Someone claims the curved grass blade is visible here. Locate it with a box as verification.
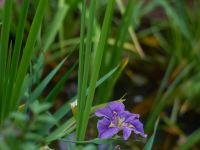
[145,63,193,132]
[45,61,78,103]
[144,118,160,150]
[59,138,120,145]
[25,57,67,109]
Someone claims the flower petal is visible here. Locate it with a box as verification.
[129,119,147,138]
[119,111,139,122]
[97,118,119,139]
[107,102,125,113]
[97,118,110,132]
[99,127,119,139]
[95,107,113,119]
[123,127,132,140]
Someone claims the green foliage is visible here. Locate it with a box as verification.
[0,0,48,123]
[76,0,115,141]
[96,0,135,103]
[0,0,200,149]
[0,102,54,150]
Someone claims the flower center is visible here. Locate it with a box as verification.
[109,116,125,129]
[108,116,135,130]
[116,117,125,128]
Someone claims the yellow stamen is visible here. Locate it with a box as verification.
[109,122,115,128]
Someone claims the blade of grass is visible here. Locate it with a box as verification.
[152,56,175,107]
[117,0,145,58]
[145,63,193,132]
[0,0,12,79]
[25,57,67,110]
[76,0,86,140]
[59,138,120,145]
[158,0,192,44]
[78,0,115,140]
[9,0,48,114]
[1,0,30,122]
[144,118,160,150]
[76,0,96,139]
[10,0,30,84]
[97,0,134,102]
[41,3,68,52]
[46,117,76,142]
[0,0,13,122]
[45,61,78,103]
[1,43,13,121]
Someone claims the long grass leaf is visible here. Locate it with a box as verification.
[79,0,115,140]
[144,118,160,150]
[10,0,30,84]
[41,4,68,52]
[145,63,193,131]
[9,0,48,114]
[45,61,77,103]
[97,0,134,102]
[76,0,96,140]
[0,0,13,122]
[25,57,67,109]
[76,0,86,139]
[1,0,30,122]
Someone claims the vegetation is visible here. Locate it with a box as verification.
[0,0,200,149]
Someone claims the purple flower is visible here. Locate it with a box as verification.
[95,102,147,140]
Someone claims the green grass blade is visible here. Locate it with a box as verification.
[152,57,175,108]
[76,0,96,140]
[0,0,12,78]
[41,4,68,52]
[97,0,134,102]
[0,0,13,122]
[158,0,192,44]
[79,0,115,140]
[10,0,30,84]
[25,58,67,109]
[59,138,118,145]
[46,117,76,142]
[45,61,77,103]
[145,63,193,132]
[144,118,160,150]
[76,0,86,140]
[9,0,48,114]
[1,0,30,122]
[1,43,13,121]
